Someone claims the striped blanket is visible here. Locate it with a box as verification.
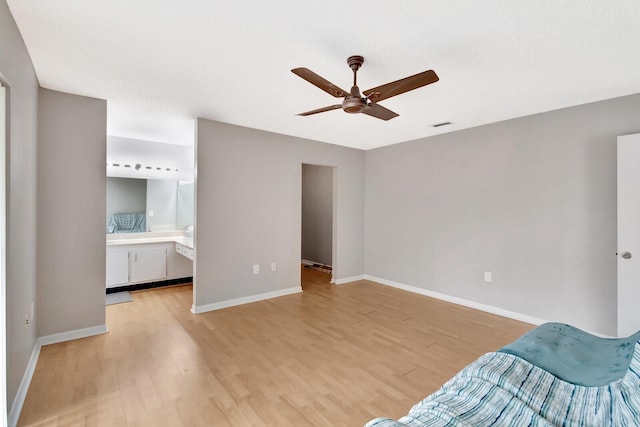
[366,328,640,426]
[107,212,146,234]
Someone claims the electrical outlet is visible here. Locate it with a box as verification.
[253,264,259,274]
[271,262,276,271]
[24,314,29,326]
[484,272,492,282]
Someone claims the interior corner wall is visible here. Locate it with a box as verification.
[37,88,106,337]
[194,119,364,308]
[301,164,333,266]
[365,93,640,336]
[1,0,39,410]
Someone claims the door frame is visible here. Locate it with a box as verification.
[1,74,9,427]
[301,163,337,283]
[617,133,640,337]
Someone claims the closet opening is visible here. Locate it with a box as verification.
[301,163,336,288]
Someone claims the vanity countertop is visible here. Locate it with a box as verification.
[107,235,191,247]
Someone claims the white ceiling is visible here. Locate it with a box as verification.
[7,0,640,150]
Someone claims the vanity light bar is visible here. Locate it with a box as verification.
[108,163,179,173]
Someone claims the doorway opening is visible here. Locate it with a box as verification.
[301,164,336,289]
[105,134,196,310]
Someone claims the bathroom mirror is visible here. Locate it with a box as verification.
[177,180,194,228]
[106,177,194,234]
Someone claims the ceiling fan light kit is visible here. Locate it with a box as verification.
[291,55,439,121]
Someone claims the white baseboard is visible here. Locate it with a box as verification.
[8,324,108,427]
[8,339,40,427]
[37,324,108,347]
[301,259,332,267]
[363,275,549,326]
[334,275,366,285]
[191,286,302,314]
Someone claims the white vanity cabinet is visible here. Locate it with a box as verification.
[175,240,194,260]
[107,245,168,288]
[129,246,167,283]
[106,240,191,289]
[106,247,130,287]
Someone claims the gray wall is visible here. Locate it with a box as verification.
[37,88,106,337]
[1,0,39,410]
[365,93,640,336]
[195,119,364,308]
[301,164,333,266]
[106,177,146,230]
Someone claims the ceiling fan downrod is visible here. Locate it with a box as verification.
[344,55,366,113]
[347,55,364,87]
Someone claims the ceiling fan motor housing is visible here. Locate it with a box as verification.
[342,95,366,113]
[343,81,366,113]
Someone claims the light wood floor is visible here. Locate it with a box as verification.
[19,268,533,426]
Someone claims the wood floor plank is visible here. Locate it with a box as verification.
[18,267,533,426]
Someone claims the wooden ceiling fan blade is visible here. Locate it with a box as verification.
[362,102,399,121]
[297,105,343,116]
[291,68,350,98]
[363,69,439,102]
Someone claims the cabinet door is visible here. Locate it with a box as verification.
[106,247,129,288]
[130,246,167,283]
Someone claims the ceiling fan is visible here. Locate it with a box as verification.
[291,55,439,121]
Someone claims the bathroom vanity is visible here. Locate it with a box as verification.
[106,233,193,289]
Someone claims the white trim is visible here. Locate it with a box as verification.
[7,341,39,427]
[191,286,302,314]
[8,324,107,426]
[37,324,108,347]
[1,82,7,427]
[334,275,366,285]
[363,275,549,326]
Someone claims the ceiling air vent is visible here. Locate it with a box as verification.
[432,121,451,128]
